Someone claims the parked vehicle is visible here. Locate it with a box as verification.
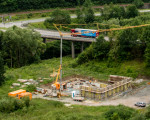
[135,102,146,107]
[71,28,99,38]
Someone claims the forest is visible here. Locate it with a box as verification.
[0,0,149,12]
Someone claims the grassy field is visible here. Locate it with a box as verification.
[3,56,147,86]
[0,98,112,120]
[1,56,150,96]
[0,56,149,120]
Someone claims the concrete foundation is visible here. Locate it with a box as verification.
[80,75,132,101]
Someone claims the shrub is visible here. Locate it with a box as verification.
[23,97,30,108]
[130,113,145,120]
[105,105,135,120]
[49,8,71,24]
[14,98,24,110]
[27,13,33,18]
[0,98,15,113]
[41,14,46,17]
[0,52,5,86]
[0,97,27,113]
[76,35,110,65]
[126,5,139,18]
[145,106,150,119]
[26,84,36,92]
[53,101,64,108]
[133,0,144,8]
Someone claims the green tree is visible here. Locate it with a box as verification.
[84,7,95,23]
[0,31,3,50]
[140,26,150,67]
[109,29,138,61]
[0,52,5,86]
[93,35,110,59]
[101,4,126,20]
[145,43,150,67]
[2,26,46,68]
[76,35,110,64]
[126,5,139,18]
[145,106,150,119]
[83,0,93,8]
[133,0,144,8]
[76,7,85,24]
[83,0,95,23]
[49,8,71,24]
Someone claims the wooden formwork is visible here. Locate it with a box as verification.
[80,77,132,101]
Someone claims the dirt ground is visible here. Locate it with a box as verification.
[33,84,150,109]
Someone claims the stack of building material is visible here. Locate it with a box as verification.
[109,75,131,83]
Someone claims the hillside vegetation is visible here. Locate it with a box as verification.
[0,0,148,13]
[0,56,150,119]
[2,56,150,94]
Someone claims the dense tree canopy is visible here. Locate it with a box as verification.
[50,9,71,24]
[126,5,139,18]
[133,0,144,8]
[101,4,139,20]
[2,26,46,68]
[0,0,149,13]
[44,9,71,28]
[0,52,5,86]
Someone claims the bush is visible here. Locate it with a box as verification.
[130,113,145,120]
[0,98,15,113]
[0,97,27,113]
[76,35,110,65]
[23,97,30,108]
[133,0,144,8]
[27,13,33,18]
[126,5,139,18]
[145,106,150,119]
[0,52,5,86]
[105,105,135,120]
[14,98,24,110]
[53,101,64,108]
[101,4,126,20]
[48,8,71,24]
[26,84,36,92]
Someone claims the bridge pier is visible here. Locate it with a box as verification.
[81,42,84,52]
[43,38,46,43]
[71,41,75,58]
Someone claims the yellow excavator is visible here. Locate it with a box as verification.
[51,65,61,98]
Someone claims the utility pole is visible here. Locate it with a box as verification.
[60,34,63,91]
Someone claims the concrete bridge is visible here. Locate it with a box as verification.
[42,35,95,58]
[36,29,98,58]
[38,29,109,58]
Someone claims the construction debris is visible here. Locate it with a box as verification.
[17,79,28,83]
[134,79,143,84]
[24,82,32,85]
[50,72,57,77]
[12,83,21,87]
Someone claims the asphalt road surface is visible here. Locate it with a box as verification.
[0,9,149,28]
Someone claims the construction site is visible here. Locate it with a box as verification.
[33,72,133,102]
[8,23,150,107]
